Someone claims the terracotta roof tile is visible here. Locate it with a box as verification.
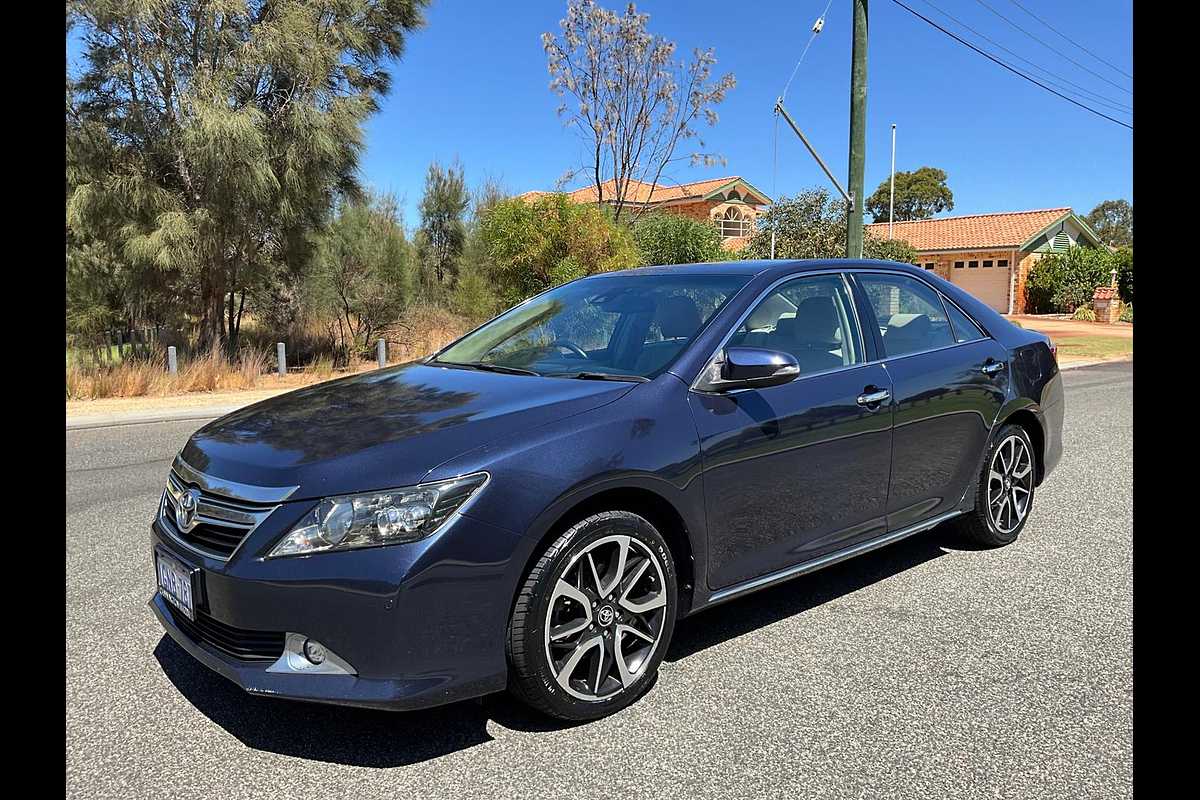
[521,176,769,206]
[865,208,1071,251]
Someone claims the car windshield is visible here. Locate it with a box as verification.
[434,273,749,379]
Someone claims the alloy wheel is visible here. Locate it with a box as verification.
[987,434,1034,534]
[543,534,669,701]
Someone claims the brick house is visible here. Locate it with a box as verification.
[865,207,1105,314]
[518,176,772,252]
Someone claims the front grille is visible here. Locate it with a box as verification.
[171,608,285,662]
[160,471,277,559]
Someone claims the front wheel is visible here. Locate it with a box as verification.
[955,423,1037,547]
[506,511,677,721]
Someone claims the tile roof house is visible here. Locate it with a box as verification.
[518,176,772,252]
[866,208,1105,313]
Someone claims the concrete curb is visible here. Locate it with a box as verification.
[67,404,245,431]
[1058,356,1133,371]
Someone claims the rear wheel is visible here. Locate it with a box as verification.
[955,423,1037,547]
[507,511,677,721]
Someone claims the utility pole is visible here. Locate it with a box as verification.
[889,123,896,238]
[847,0,868,259]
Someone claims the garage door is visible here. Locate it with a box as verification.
[951,264,1010,312]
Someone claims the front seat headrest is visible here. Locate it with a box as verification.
[656,295,702,339]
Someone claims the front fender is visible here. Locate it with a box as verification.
[427,376,708,617]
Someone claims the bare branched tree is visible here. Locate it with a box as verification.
[542,1,736,222]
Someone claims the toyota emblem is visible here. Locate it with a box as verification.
[176,488,201,531]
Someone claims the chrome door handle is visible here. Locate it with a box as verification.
[981,360,1006,375]
[856,389,891,406]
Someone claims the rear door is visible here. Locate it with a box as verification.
[852,271,1009,530]
[690,272,894,590]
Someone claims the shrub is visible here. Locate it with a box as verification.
[863,235,918,264]
[633,213,726,266]
[1072,305,1097,322]
[479,194,639,307]
[1025,246,1112,314]
[450,264,501,324]
[1119,304,1133,323]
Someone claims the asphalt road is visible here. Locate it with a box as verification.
[66,361,1132,799]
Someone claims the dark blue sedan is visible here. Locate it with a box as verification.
[150,259,1063,721]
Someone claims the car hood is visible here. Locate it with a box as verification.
[179,363,635,500]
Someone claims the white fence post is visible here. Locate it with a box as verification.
[277,342,287,376]
[167,346,178,375]
[377,339,386,368]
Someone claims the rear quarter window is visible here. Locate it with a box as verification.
[942,296,986,343]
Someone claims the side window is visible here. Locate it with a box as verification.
[858,273,955,357]
[728,274,862,375]
[943,296,986,343]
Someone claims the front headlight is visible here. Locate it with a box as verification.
[267,472,488,558]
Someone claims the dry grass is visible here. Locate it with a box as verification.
[65,308,471,402]
[389,303,470,363]
[67,347,287,400]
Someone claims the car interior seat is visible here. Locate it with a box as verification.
[772,296,844,373]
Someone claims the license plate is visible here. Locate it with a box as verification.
[156,549,196,621]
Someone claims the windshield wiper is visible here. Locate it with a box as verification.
[551,371,650,383]
[433,360,540,376]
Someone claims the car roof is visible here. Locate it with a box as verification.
[601,259,926,280]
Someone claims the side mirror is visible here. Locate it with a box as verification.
[696,347,800,392]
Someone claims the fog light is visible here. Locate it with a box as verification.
[303,638,327,665]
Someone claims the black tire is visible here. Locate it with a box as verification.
[506,511,677,721]
[955,423,1037,547]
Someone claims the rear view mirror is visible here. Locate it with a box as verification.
[695,347,800,392]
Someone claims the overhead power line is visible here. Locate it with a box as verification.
[771,0,837,258]
[889,0,1132,131]
[973,0,1131,95]
[779,0,835,105]
[1006,0,1132,80]
[915,0,1130,115]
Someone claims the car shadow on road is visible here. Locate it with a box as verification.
[154,523,965,769]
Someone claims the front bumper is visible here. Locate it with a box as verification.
[150,508,523,712]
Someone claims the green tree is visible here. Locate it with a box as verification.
[865,167,954,222]
[633,213,726,266]
[66,0,428,356]
[740,189,917,263]
[1085,199,1133,248]
[452,175,510,323]
[479,194,639,307]
[416,160,470,291]
[307,193,414,364]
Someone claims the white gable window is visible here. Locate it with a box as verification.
[715,207,752,238]
[1052,230,1071,251]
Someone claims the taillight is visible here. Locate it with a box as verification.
[1049,340,1058,363]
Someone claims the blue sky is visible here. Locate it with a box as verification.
[70,0,1134,230]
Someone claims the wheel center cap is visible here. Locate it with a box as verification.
[597,605,615,627]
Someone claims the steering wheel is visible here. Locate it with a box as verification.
[549,340,589,359]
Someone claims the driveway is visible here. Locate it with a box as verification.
[66,361,1132,799]
[1006,315,1133,340]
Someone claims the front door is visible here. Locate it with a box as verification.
[854,272,1009,530]
[690,273,895,590]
